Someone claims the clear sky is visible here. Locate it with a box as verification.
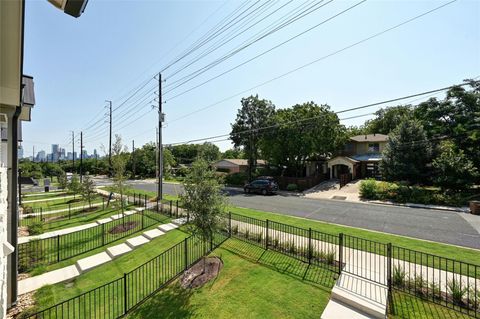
[22,0,480,157]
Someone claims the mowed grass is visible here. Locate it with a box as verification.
[23,194,103,210]
[128,237,335,319]
[121,187,480,267]
[389,291,475,319]
[31,229,190,315]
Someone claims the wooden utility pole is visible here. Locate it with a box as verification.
[106,100,112,174]
[158,73,163,201]
[80,131,83,182]
[132,140,135,179]
[71,131,75,172]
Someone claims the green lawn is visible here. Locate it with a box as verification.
[19,209,169,273]
[22,194,103,210]
[128,237,336,319]
[28,229,190,317]
[107,187,480,267]
[389,291,475,319]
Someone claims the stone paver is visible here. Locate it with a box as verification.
[171,217,188,226]
[75,252,112,272]
[96,217,113,225]
[158,223,178,232]
[124,210,137,216]
[110,213,125,220]
[321,299,373,319]
[106,243,132,258]
[143,229,165,240]
[126,235,150,248]
[18,265,80,295]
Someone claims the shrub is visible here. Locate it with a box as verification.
[287,241,297,254]
[245,229,250,239]
[28,221,44,235]
[447,279,468,305]
[392,265,406,287]
[225,172,248,186]
[318,250,336,265]
[273,238,280,249]
[407,274,427,296]
[359,179,378,199]
[429,282,441,300]
[232,225,239,235]
[286,183,298,191]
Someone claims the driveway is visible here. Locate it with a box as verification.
[129,181,480,250]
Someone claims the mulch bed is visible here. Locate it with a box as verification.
[180,256,223,289]
[66,198,82,204]
[18,226,29,237]
[6,291,35,319]
[108,221,138,234]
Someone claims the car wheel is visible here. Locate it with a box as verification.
[244,188,250,194]
[262,189,267,196]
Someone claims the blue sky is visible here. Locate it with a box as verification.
[22,0,480,157]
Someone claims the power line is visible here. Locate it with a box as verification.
[165,0,458,123]
[165,81,469,146]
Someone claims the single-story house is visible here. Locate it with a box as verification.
[213,159,266,174]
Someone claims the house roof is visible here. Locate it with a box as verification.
[350,153,382,162]
[350,134,388,143]
[216,159,266,166]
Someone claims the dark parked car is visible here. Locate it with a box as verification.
[244,179,278,195]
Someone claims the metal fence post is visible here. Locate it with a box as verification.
[156,197,159,213]
[102,197,105,210]
[40,207,43,221]
[228,212,232,237]
[387,242,392,294]
[144,195,147,210]
[170,200,173,217]
[57,235,61,262]
[141,210,145,229]
[187,211,190,223]
[265,219,269,250]
[102,223,105,246]
[184,238,188,270]
[338,233,344,275]
[123,273,128,314]
[176,200,179,217]
[308,228,312,265]
[68,203,71,218]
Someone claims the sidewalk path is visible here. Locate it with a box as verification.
[18,218,185,295]
[18,208,141,244]
[20,200,108,218]
[23,195,75,204]
[22,191,66,198]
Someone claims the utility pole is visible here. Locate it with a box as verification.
[71,131,75,173]
[32,146,35,162]
[80,131,83,182]
[157,73,164,201]
[132,140,136,179]
[106,100,112,175]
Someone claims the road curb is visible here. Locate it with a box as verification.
[366,200,470,213]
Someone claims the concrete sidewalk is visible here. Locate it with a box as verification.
[20,200,108,218]
[22,195,76,204]
[18,219,184,295]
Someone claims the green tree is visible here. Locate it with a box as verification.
[181,158,227,271]
[432,141,479,192]
[414,80,480,173]
[111,135,128,213]
[222,148,245,159]
[80,175,96,208]
[364,105,414,135]
[169,143,220,165]
[261,102,343,177]
[68,174,81,199]
[381,119,432,184]
[231,95,275,180]
[58,173,68,190]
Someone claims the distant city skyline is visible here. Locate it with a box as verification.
[20,142,98,162]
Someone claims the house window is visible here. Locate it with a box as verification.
[368,143,379,152]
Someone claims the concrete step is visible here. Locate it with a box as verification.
[331,273,387,319]
[18,265,80,295]
[321,299,375,319]
[106,243,133,258]
[96,217,113,225]
[158,223,178,232]
[126,235,150,248]
[171,217,188,226]
[110,213,125,220]
[75,252,112,273]
[143,229,165,240]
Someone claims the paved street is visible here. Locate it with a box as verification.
[129,181,480,250]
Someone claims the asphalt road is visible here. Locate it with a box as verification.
[130,181,480,250]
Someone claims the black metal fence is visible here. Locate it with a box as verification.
[228,212,480,317]
[26,233,229,319]
[20,198,107,227]
[18,209,168,272]
[131,192,186,220]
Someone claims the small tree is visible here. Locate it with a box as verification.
[81,175,96,208]
[111,135,127,213]
[181,158,227,271]
[432,141,479,192]
[68,174,81,199]
[58,173,68,190]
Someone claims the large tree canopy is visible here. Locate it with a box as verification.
[230,95,275,179]
[364,105,414,135]
[260,102,343,177]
